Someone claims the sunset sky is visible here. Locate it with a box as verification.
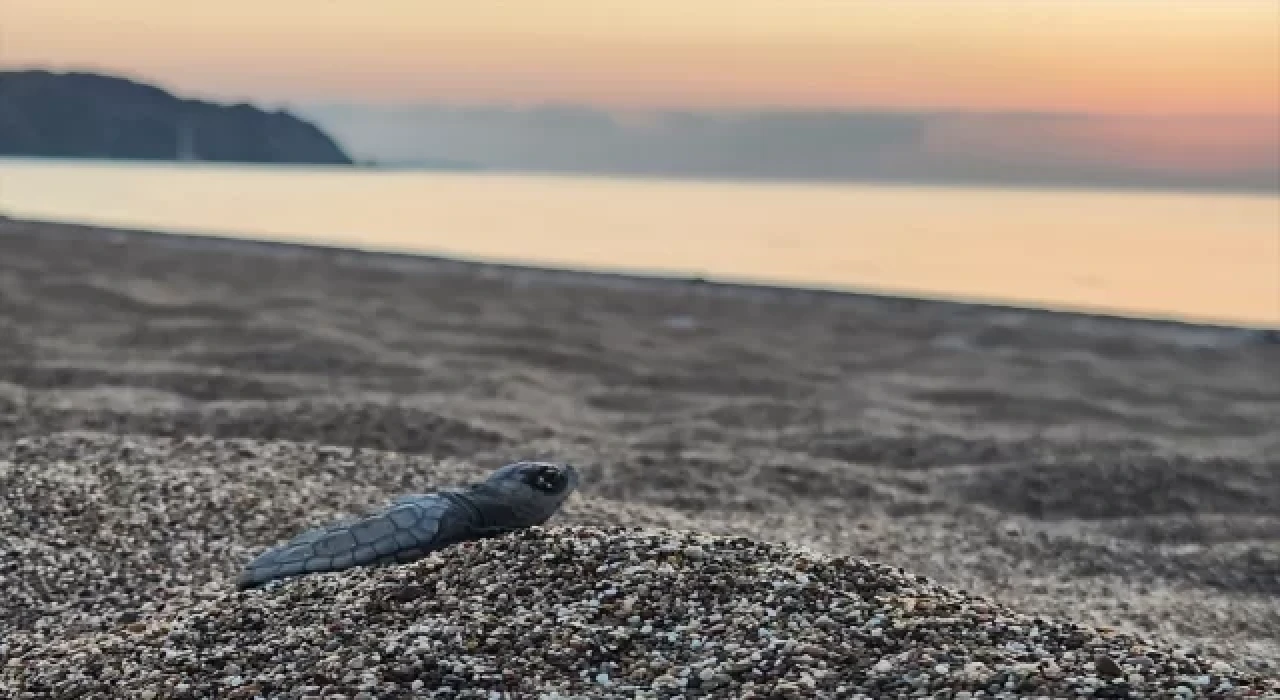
[3,0,1278,189]
[4,0,1277,114]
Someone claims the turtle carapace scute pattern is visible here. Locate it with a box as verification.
[236,461,579,588]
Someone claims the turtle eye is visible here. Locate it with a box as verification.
[526,464,565,492]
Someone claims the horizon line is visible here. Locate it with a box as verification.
[3,155,1277,198]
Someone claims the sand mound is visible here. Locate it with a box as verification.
[5,526,1275,699]
[3,432,1276,699]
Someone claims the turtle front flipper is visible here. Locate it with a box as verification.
[236,497,448,589]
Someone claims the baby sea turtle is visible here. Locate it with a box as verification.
[236,461,579,588]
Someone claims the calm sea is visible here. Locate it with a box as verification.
[1,157,1276,327]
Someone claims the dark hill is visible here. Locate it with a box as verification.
[0,70,351,165]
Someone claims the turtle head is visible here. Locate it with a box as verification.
[481,461,580,526]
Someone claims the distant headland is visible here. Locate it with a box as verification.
[0,70,352,165]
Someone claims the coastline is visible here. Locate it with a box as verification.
[4,213,1276,336]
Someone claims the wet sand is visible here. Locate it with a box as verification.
[1,217,1277,674]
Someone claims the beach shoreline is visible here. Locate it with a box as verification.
[5,213,1276,335]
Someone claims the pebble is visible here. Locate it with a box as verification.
[1095,654,1124,677]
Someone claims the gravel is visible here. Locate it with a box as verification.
[1,432,1278,698]
[5,526,1276,699]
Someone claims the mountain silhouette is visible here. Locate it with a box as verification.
[0,70,351,165]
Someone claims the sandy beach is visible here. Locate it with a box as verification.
[1,217,1277,696]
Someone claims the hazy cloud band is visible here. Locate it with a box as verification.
[301,105,1280,193]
